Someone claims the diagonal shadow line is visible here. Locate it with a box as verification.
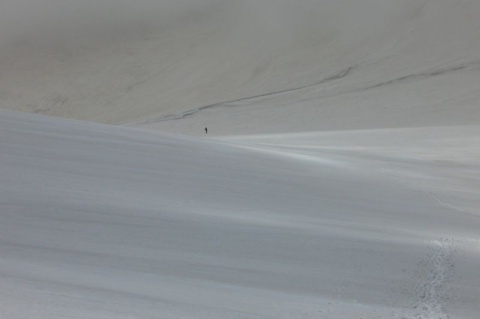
[123,66,355,125]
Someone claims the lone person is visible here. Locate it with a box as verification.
[205,127,208,134]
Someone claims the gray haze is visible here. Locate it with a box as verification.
[0,0,220,49]
[3,0,480,129]
[0,0,405,51]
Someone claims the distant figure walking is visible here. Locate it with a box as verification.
[205,127,208,134]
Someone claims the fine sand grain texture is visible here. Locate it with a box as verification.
[1,111,479,318]
[1,1,480,318]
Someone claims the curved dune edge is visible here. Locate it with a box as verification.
[1,109,480,318]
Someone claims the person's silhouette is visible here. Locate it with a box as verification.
[205,127,208,134]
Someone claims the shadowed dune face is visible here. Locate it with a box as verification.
[1,0,480,131]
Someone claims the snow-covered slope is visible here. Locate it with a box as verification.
[1,0,480,132]
[1,110,479,318]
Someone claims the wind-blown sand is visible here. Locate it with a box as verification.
[1,110,479,318]
[1,1,479,318]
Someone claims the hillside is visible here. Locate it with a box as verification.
[1,1,479,318]
[1,0,480,133]
[1,109,479,318]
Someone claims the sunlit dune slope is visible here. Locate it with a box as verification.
[1,109,480,318]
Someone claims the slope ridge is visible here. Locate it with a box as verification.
[1,110,480,318]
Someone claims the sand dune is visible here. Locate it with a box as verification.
[1,0,480,131]
[1,109,479,318]
[1,1,479,318]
